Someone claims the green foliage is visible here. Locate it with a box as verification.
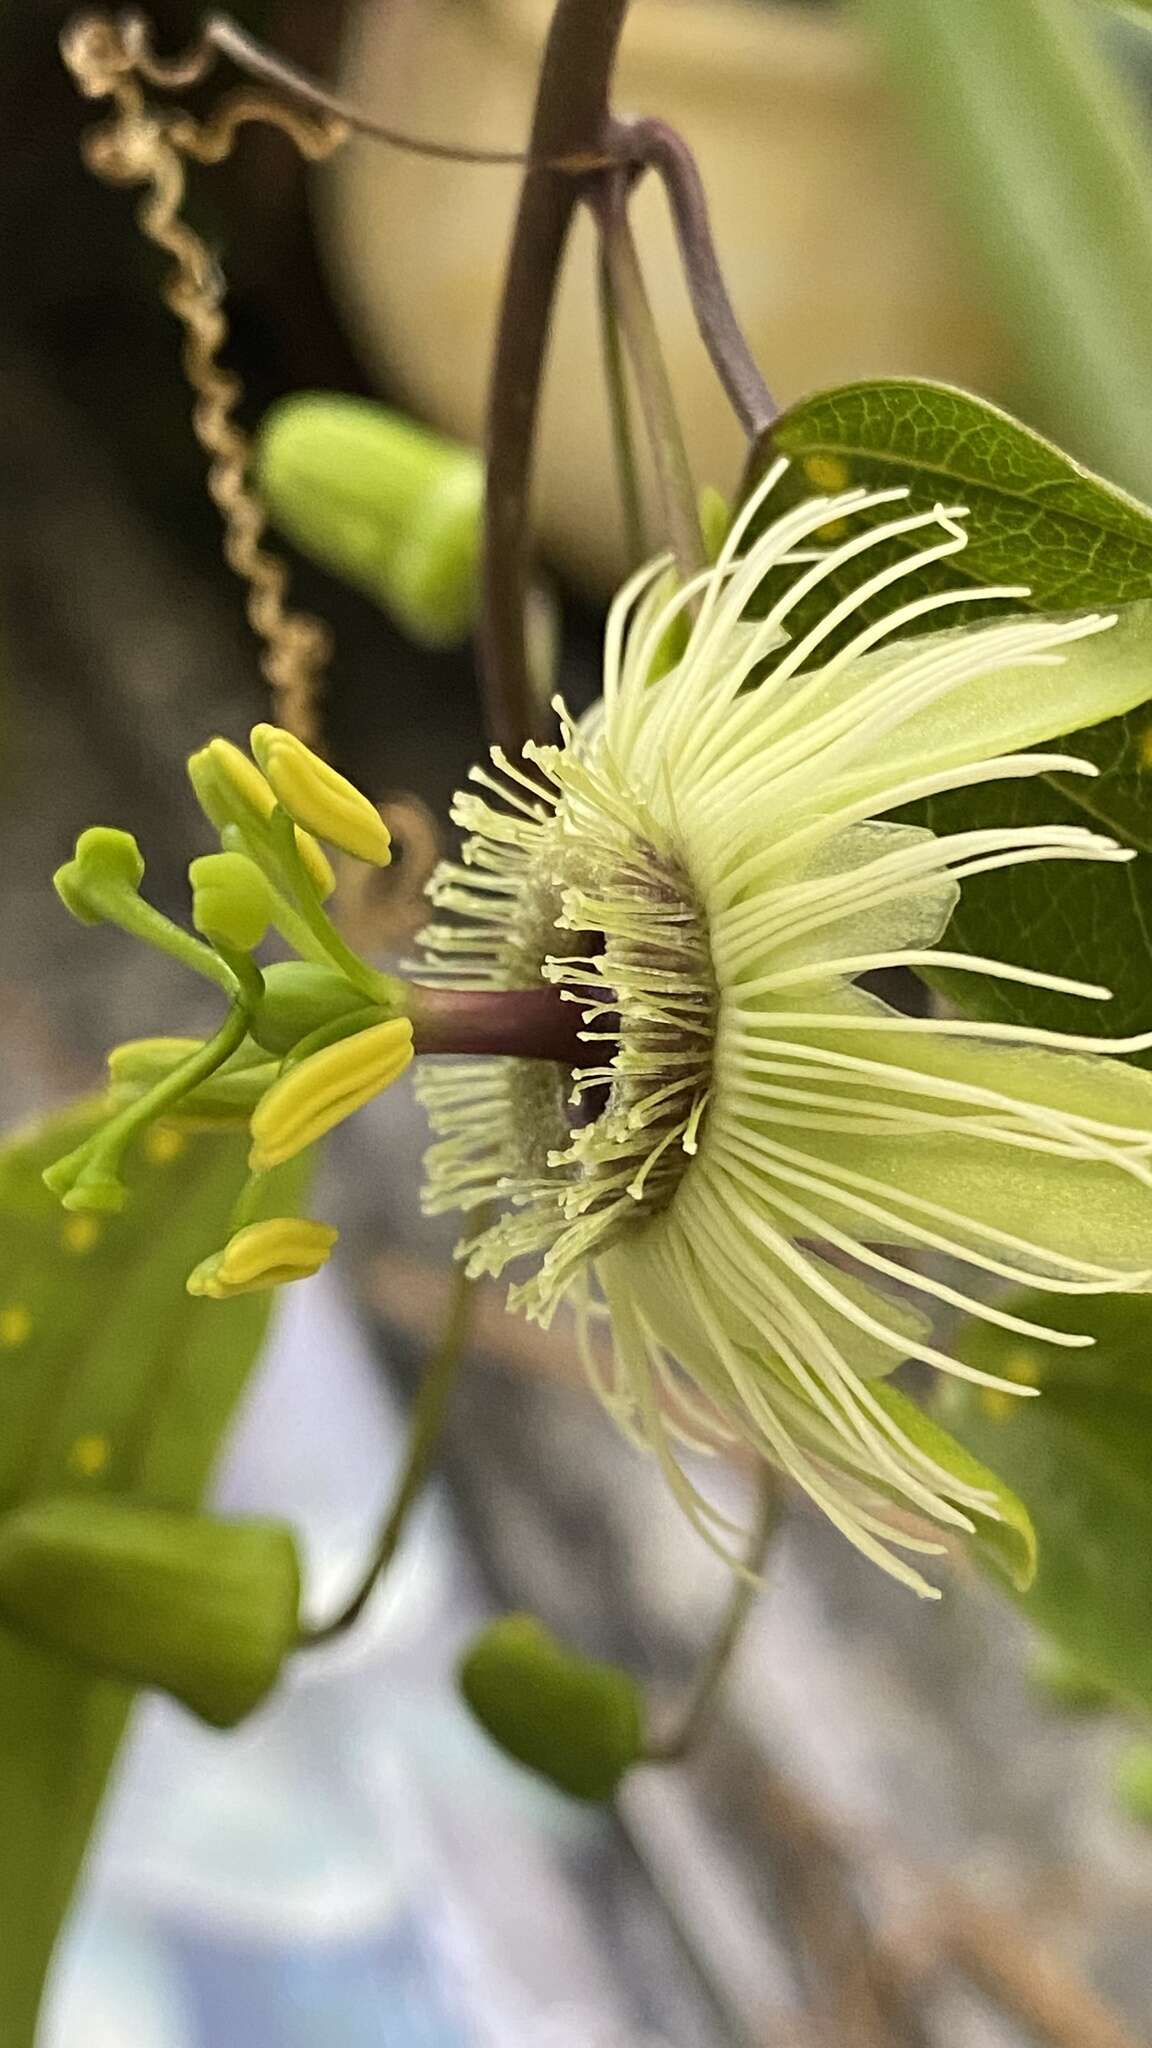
[458,1614,646,1801]
[856,0,1152,502]
[945,1291,1152,1715]
[773,378,1152,1052]
[0,1104,295,2046]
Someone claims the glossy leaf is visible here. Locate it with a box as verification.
[771,379,1152,1054]
[0,1104,296,2046]
[772,380,1152,613]
[855,0,1152,502]
[944,1291,1152,1713]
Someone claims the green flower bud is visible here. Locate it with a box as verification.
[256,395,482,647]
[54,827,145,924]
[189,850,274,952]
[458,1615,645,1802]
[250,961,378,1056]
[0,1496,301,1728]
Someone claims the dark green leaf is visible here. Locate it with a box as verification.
[0,1105,296,2046]
[944,1291,1152,1713]
[772,380,1152,612]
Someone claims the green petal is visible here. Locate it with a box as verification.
[784,600,1152,802]
[870,1380,1036,1590]
[788,1034,1152,1279]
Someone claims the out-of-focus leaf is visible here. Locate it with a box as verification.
[855,0,1152,502]
[771,379,1152,1055]
[944,1292,1152,1713]
[0,1105,295,2047]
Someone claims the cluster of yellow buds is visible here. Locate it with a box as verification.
[47,728,416,1296]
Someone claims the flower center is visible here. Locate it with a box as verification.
[416,749,716,1323]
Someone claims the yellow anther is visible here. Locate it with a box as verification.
[186,1216,338,1298]
[249,1015,414,1169]
[68,1434,110,1477]
[250,725,392,867]
[146,1125,186,1166]
[803,452,851,494]
[0,1306,32,1349]
[63,1215,102,1255]
[188,737,336,899]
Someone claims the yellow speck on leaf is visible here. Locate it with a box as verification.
[804,453,851,494]
[0,1306,32,1349]
[979,1389,1017,1423]
[68,1434,110,1477]
[1002,1346,1042,1387]
[63,1214,102,1255]
[146,1125,186,1166]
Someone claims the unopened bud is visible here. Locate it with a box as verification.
[256,395,482,646]
[458,1614,645,1802]
[0,1496,301,1728]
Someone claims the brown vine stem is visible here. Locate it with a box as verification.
[479,0,631,754]
[619,116,777,442]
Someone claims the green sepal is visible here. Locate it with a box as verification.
[871,1379,1037,1591]
[458,1614,645,1802]
[0,1496,300,1729]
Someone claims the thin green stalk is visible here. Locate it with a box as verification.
[268,811,402,1006]
[299,1263,475,1646]
[643,1472,779,1763]
[599,187,706,583]
[597,239,647,568]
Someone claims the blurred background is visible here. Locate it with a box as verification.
[5,1,1152,2043]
